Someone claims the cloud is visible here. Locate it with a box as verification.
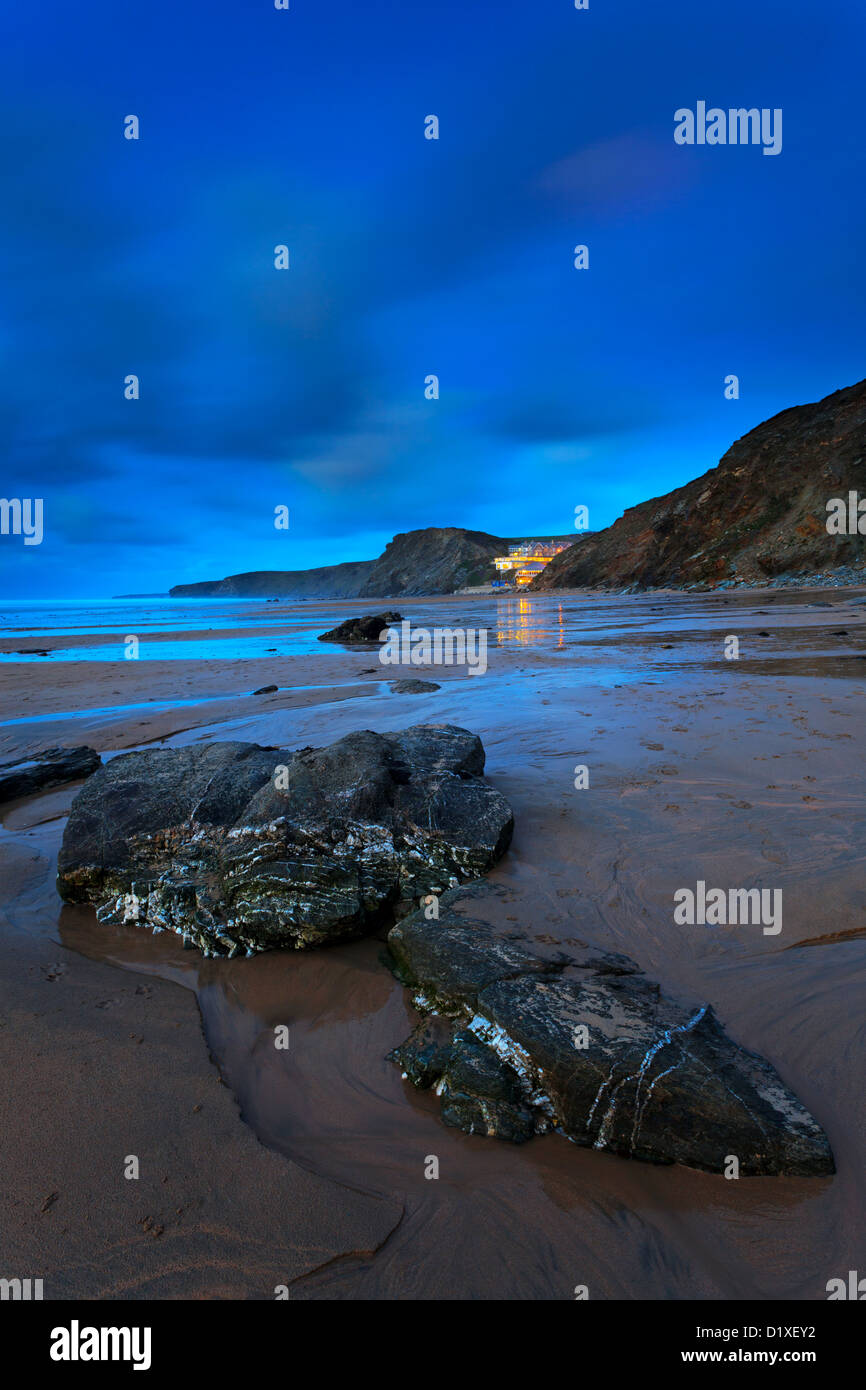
[492,390,662,445]
[535,133,693,214]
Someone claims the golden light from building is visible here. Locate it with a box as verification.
[493,540,571,587]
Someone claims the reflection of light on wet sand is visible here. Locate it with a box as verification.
[495,595,554,646]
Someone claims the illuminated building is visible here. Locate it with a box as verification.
[492,540,572,587]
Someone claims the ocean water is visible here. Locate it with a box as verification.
[0,597,329,659]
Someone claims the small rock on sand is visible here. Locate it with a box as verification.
[390,679,440,694]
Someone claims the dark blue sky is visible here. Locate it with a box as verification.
[2,0,865,597]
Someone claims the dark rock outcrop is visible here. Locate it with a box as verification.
[318,612,401,644]
[0,746,101,804]
[57,727,513,957]
[387,884,835,1176]
[532,378,866,591]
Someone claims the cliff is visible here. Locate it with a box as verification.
[532,379,866,592]
[356,527,512,597]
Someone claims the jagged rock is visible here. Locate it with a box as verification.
[387,884,835,1176]
[0,746,101,804]
[57,726,513,957]
[390,679,440,693]
[318,612,402,644]
[391,1016,536,1143]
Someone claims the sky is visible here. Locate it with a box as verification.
[2,0,865,597]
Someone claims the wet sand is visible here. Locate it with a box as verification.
[1,588,865,1299]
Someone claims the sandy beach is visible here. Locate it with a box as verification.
[1,587,865,1299]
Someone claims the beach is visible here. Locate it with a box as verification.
[1,587,865,1299]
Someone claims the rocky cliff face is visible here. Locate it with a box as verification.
[169,527,512,599]
[357,527,509,597]
[532,379,866,592]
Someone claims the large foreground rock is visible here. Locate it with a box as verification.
[388,883,834,1176]
[0,746,100,804]
[57,726,513,956]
